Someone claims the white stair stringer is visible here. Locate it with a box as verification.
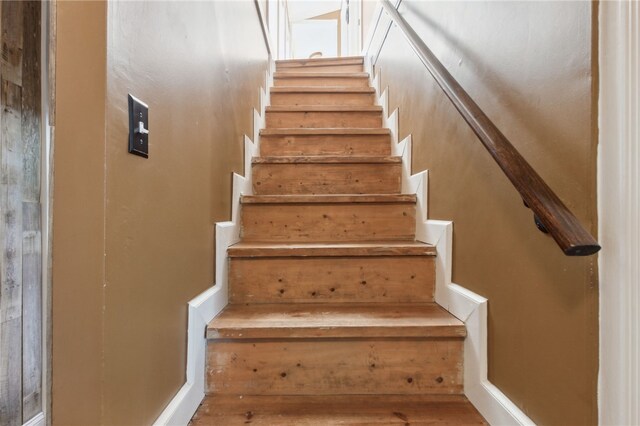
[376,80,536,426]
[153,56,275,426]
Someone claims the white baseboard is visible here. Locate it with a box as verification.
[152,284,227,426]
[378,82,536,425]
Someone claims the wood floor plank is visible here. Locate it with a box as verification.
[241,194,415,204]
[275,63,364,73]
[229,255,435,304]
[271,91,374,106]
[259,129,391,157]
[273,74,370,88]
[252,162,401,195]
[200,54,475,424]
[276,56,364,66]
[207,303,465,339]
[227,241,437,257]
[260,128,390,136]
[241,201,415,242]
[207,339,464,395]
[266,109,382,129]
[190,395,487,426]
[253,155,399,164]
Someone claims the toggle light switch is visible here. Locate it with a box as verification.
[128,94,149,158]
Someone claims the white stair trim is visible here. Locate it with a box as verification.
[153,54,274,426]
[378,80,536,425]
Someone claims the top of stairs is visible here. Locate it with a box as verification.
[276,56,364,67]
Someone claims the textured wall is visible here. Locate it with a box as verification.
[372,1,598,425]
[52,1,269,424]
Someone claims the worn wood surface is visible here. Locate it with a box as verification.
[260,129,390,157]
[270,89,375,106]
[266,107,382,128]
[274,73,370,88]
[241,201,415,242]
[270,87,374,93]
[276,57,364,73]
[198,54,481,423]
[276,56,363,66]
[208,303,464,339]
[276,63,364,73]
[253,155,399,164]
[190,394,487,425]
[228,241,437,257]
[253,162,401,194]
[229,255,435,304]
[0,2,42,424]
[242,194,415,203]
[260,128,390,136]
[207,339,464,395]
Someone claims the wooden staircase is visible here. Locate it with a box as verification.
[190,56,486,425]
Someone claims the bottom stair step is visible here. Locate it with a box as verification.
[190,395,487,425]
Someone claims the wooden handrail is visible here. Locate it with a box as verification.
[379,0,600,256]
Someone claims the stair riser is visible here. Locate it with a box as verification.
[260,134,391,157]
[229,256,435,304]
[277,58,363,67]
[252,163,401,195]
[274,77,370,87]
[276,64,364,73]
[207,339,463,395]
[270,92,375,106]
[241,202,415,242]
[266,111,382,129]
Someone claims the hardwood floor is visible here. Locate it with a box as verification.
[190,395,487,425]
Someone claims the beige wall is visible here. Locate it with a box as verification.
[52,2,106,424]
[373,1,598,425]
[52,1,269,424]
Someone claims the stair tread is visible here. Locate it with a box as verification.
[270,86,375,93]
[190,394,487,425]
[274,72,369,78]
[207,303,465,339]
[241,194,416,204]
[253,155,400,164]
[260,128,390,135]
[228,241,436,257]
[276,56,364,66]
[266,105,381,112]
